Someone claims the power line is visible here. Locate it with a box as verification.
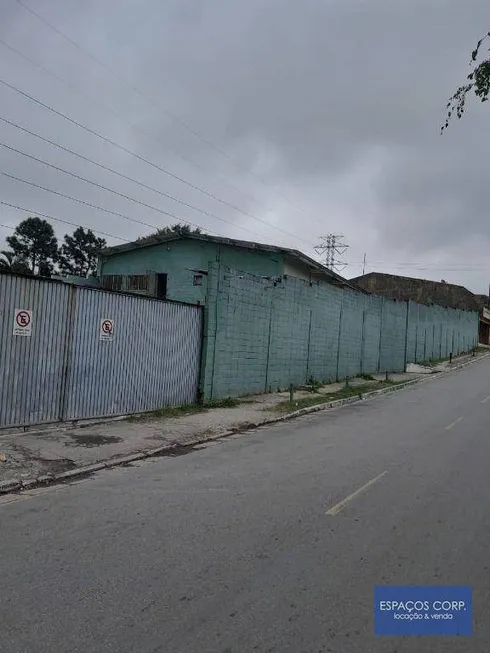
[0,142,271,241]
[3,170,266,244]
[0,201,130,242]
[0,171,160,230]
[0,76,312,248]
[351,261,490,270]
[13,0,310,217]
[0,37,280,220]
[0,116,281,244]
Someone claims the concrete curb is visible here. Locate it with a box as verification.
[1,352,488,495]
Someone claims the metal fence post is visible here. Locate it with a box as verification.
[58,285,77,422]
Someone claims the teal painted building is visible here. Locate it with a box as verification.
[99,234,360,304]
[96,234,479,401]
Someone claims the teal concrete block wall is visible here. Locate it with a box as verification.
[337,291,364,380]
[361,295,383,374]
[266,279,346,389]
[265,286,311,391]
[379,299,408,372]
[306,284,343,383]
[406,302,418,362]
[201,265,480,400]
[201,265,272,399]
[432,306,444,360]
[416,304,428,362]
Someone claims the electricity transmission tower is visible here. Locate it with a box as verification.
[314,234,349,272]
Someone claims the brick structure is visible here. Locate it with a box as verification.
[351,272,490,345]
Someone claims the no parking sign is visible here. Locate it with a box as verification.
[13,309,32,337]
[100,318,114,341]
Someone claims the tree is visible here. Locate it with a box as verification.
[58,227,107,277]
[6,217,58,276]
[443,31,490,131]
[0,250,31,274]
[136,223,202,245]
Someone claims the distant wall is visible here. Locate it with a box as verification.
[201,265,479,400]
[352,273,480,311]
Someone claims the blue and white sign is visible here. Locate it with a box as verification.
[374,586,472,636]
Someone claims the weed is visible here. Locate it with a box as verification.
[204,397,240,409]
[146,405,204,419]
[272,380,405,413]
[357,373,375,381]
[129,396,240,421]
[306,377,322,393]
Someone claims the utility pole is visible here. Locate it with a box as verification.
[314,234,349,273]
[362,253,367,275]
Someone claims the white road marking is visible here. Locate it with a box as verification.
[325,470,388,516]
[445,416,464,430]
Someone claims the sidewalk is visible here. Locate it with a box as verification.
[0,351,486,493]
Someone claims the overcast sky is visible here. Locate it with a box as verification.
[1,0,489,291]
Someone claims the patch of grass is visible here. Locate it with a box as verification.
[204,397,240,409]
[129,397,240,421]
[296,377,322,393]
[142,404,204,419]
[307,377,322,393]
[357,373,376,381]
[424,357,447,367]
[273,380,405,413]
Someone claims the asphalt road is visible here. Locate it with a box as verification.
[2,358,490,652]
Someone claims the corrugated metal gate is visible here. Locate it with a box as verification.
[0,273,202,429]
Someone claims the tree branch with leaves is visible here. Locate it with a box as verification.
[6,217,58,276]
[135,223,202,245]
[443,31,490,131]
[58,227,106,277]
[0,251,30,274]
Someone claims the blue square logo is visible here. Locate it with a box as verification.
[374,586,472,636]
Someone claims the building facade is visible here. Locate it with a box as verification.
[99,234,360,304]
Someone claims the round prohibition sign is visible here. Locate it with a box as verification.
[16,310,31,328]
[101,319,113,334]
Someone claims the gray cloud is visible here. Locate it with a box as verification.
[1,0,489,292]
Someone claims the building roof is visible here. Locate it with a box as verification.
[101,232,364,292]
[350,271,480,311]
